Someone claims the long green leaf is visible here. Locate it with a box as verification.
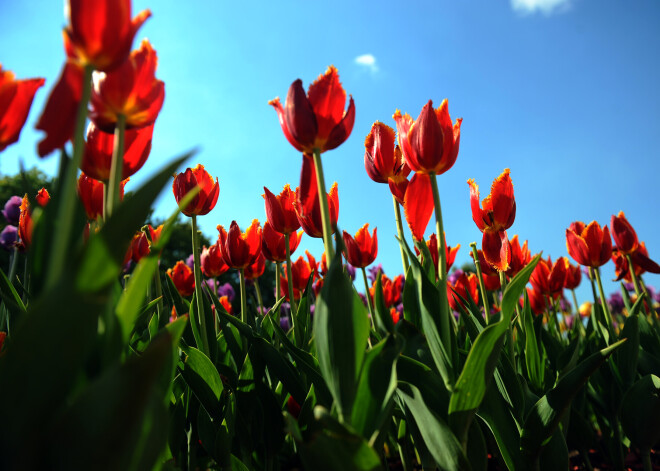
[179,344,224,417]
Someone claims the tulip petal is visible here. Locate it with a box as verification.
[409,100,444,173]
[403,173,433,241]
[269,97,303,152]
[566,228,591,267]
[307,66,346,144]
[364,121,396,183]
[482,231,511,272]
[325,95,355,152]
[284,79,317,151]
[489,169,516,231]
[468,178,487,232]
[633,251,660,274]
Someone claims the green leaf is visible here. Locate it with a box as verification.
[373,273,394,336]
[620,374,660,451]
[314,250,369,421]
[521,339,626,463]
[250,336,307,404]
[396,355,450,417]
[0,268,26,319]
[523,290,544,391]
[617,308,640,389]
[179,344,224,418]
[397,383,470,470]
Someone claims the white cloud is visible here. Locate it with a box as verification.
[354,54,378,73]
[511,0,572,15]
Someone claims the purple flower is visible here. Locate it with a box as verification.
[2,196,22,225]
[559,297,571,313]
[609,292,624,315]
[565,315,575,330]
[448,269,464,285]
[204,279,216,292]
[345,263,356,281]
[0,225,18,251]
[368,264,383,284]
[217,282,235,302]
[257,306,268,316]
[185,253,195,270]
[280,302,291,317]
[279,315,291,331]
[623,282,635,293]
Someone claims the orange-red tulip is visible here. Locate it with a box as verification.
[364,121,411,204]
[415,233,460,280]
[370,274,404,308]
[610,211,639,256]
[403,173,433,241]
[262,222,302,263]
[530,256,567,298]
[294,155,338,238]
[81,122,153,181]
[35,188,51,207]
[217,220,262,270]
[280,250,317,300]
[343,224,378,269]
[269,66,355,154]
[219,296,233,315]
[470,249,501,291]
[393,99,462,176]
[89,40,165,132]
[612,242,660,282]
[566,221,612,268]
[129,224,163,264]
[468,169,516,271]
[263,184,300,235]
[172,164,219,217]
[524,286,546,316]
[77,172,127,221]
[447,272,479,311]
[245,253,266,280]
[63,0,150,71]
[564,260,582,290]
[0,66,44,152]
[506,235,530,279]
[17,189,51,251]
[201,241,230,278]
[167,260,194,297]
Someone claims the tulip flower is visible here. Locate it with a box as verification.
[447,272,479,312]
[81,122,153,181]
[506,235,531,279]
[0,66,45,152]
[468,169,516,271]
[167,260,195,297]
[371,274,404,308]
[393,99,462,176]
[280,251,317,301]
[343,224,378,269]
[219,296,233,315]
[403,173,434,242]
[564,260,582,290]
[245,253,266,280]
[530,256,567,298]
[35,189,51,207]
[471,249,501,291]
[263,184,300,235]
[364,121,411,200]
[127,225,163,264]
[217,220,262,270]
[525,286,546,316]
[172,164,220,217]
[77,172,127,221]
[0,226,18,252]
[63,0,151,72]
[262,222,302,263]
[610,211,639,256]
[565,221,612,268]
[89,40,165,132]
[415,232,460,280]
[17,189,51,251]
[612,242,660,282]
[269,66,355,155]
[201,242,230,278]
[2,196,23,225]
[293,155,338,238]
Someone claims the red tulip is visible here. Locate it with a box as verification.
[217,220,262,270]
[167,260,194,297]
[89,40,165,132]
[35,188,51,207]
[566,221,612,268]
[468,169,516,271]
[506,235,531,279]
[63,0,150,71]
[610,211,639,256]
[17,189,51,251]
[0,66,44,152]
[343,224,378,269]
[219,296,233,315]
[263,184,300,235]
[393,99,462,176]
[129,224,163,264]
[525,286,546,316]
[280,251,317,300]
[244,253,266,280]
[200,242,230,278]
[612,242,660,282]
[403,173,434,241]
[364,122,411,204]
[530,256,567,298]
[470,249,501,291]
[563,260,582,290]
[415,233,460,280]
[293,155,338,238]
[81,122,153,181]
[371,274,404,308]
[77,172,127,221]
[262,222,302,263]
[269,66,355,154]
[447,272,479,311]
[172,164,220,217]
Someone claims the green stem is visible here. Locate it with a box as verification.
[470,242,491,325]
[153,267,164,326]
[362,267,375,330]
[571,289,580,317]
[500,271,515,361]
[191,215,210,356]
[311,150,335,261]
[45,64,93,290]
[393,194,409,275]
[106,113,125,218]
[254,279,264,316]
[593,267,614,333]
[240,268,248,326]
[626,253,650,315]
[7,247,19,286]
[429,173,451,352]
[275,262,282,316]
[284,232,297,315]
[642,448,652,471]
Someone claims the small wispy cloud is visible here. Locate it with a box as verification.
[511,0,572,15]
[354,54,378,73]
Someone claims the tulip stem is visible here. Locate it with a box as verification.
[593,267,614,333]
[625,253,650,315]
[254,280,264,317]
[45,64,93,291]
[106,113,126,218]
[191,215,210,356]
[312,150,335,261]
[284,233,298,316]
[393,195,409,275]
[500,271,515,361]
[361,267,375,330]
[239,268,248,326]
[429,173,451,352]
[470,242,491,325]
[275,262,282,316]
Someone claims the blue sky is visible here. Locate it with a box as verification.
[1,0,659,304]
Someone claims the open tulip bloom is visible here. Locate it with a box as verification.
[0,65,44,153]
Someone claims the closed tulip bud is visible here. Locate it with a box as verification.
[167,260,195,297]
[263,184,300,235]
[566,221,612,268]
[172,164,219,217]
[610,211,639,256]
[262,222,302,263]
[217,220,262,270]
[447,272,479,311]
[530,256,567,298]
[342,224,378,269]
[201,242,230,278]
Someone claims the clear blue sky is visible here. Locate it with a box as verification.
[1,0,659,304]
